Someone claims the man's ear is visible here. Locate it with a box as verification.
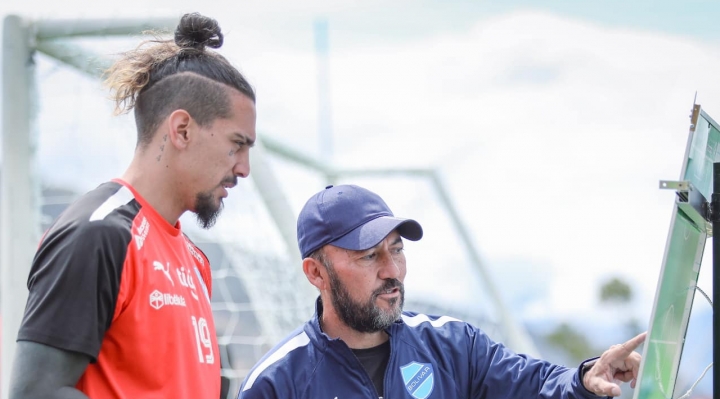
[167,109,193,149]
[303,257,326,291]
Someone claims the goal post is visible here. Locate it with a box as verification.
[1,16,37,399]
[0,15,176,399]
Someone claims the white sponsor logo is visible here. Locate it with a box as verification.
[134,216,150,250]
[149,289,186,310]
[176,266,199,301]
[184,237,205,266]
[153,261,174,286]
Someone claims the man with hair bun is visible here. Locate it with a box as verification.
[9,12,255,399]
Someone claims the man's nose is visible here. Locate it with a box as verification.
[378,252,401,280]
[233,155,250,178]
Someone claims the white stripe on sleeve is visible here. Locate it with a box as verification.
[402,313,461,328]
[89,185,135,222]
[242,331,311,392]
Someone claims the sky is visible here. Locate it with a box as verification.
[1,0,717,392]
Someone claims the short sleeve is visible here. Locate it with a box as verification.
[17,218,131,361]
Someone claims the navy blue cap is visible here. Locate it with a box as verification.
[297,185,423,258]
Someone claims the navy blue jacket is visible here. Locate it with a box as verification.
[238,300,603,399]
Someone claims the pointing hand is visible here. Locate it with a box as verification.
[582,332,646,397]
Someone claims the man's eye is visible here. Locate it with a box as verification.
[393,247,404,254]
[235,141,246,148]
[363,253,376,260]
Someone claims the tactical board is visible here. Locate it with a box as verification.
[634,104,717,399]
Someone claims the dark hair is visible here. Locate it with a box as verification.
[104,13,255,146]
[309,247,331,268]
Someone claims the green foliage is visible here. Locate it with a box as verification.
[542,276,638,366]
[599,277,632,304]
[544,322,596,362]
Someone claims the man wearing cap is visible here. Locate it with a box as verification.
[237,184,645,399]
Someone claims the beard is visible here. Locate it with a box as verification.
[194,176,236,229]
[325,261,405,333]
[194,190,223,229]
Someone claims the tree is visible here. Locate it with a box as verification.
[600,277,643,339]
[599,277,632,304]
[542,277,639,365]
[545,322,597,362]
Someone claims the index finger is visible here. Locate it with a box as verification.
[618,331,647,354]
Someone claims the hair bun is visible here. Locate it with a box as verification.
[174,12,224,50]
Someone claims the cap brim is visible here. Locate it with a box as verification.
[330,216,423,252]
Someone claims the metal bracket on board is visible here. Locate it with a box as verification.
[659,180,712,235]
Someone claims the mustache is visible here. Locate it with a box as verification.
[221,176,238,187]
[373,279,403,297]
